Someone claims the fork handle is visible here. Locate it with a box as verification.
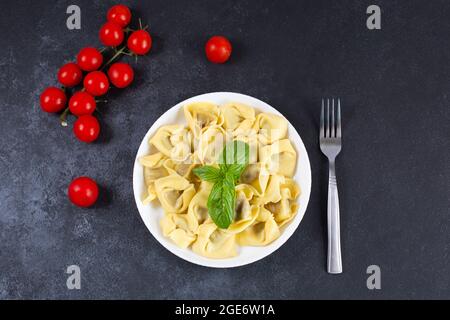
[327,161,342,274]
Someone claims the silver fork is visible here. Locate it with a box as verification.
[320,98,343,274]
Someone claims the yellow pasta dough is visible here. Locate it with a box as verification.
[197,125,227,164]
[163,156,196,179]
[221,102,255,134]
[237,207,280,246]
[140,152,169,204]
[252,112,288,144]
[265,178,300,227]
[240,163,270,196]
[150,125,192,161]
[184,102,223,138]
[259,139,297,177]
[160,213,197,248]
[225,184,259,234]
[187,181,213,231]
[192,222,237,258]
[154,174,196,213]
[141,101,301,259]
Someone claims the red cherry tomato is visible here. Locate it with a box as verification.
[127,30,152,55]
[77,47,103,71]
[40,87,67,113]
[83,71,109,96]
[99,22,124,47]
[69,91,96,116]
[73,115,100,143]
[205,36,232,64]
[107,62,134,88]
[107,4,131,27]
[57,63,83,87]
[68,176,99,207]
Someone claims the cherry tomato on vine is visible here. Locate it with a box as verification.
[83,71,109,96]
[107,62,134,88]
[127,30,152,55]
[57,63,83,87]
[107,4,131,28]
[205,36,232,64]
[69,92,96,116]
[40,87,67,113]
[73,115,100,143]
[77,47,103,72]
[68,176,99,208]
[99,22,124,47]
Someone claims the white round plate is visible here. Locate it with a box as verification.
[133,92,311,268]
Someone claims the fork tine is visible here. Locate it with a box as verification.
[336,99,342,138]
[331,99,335,137]
[327,99,330,137]
[320,99,325,138]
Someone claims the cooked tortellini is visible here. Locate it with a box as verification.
[221,102,255,134]
[197,125,227,164]
[192,223,237,258]
[150,125,192,161]
[237,207,280,246]
[225,184,259,234]
[154,174,196,213]
[259,139,297,177]
[184,102,223,138]
[253,112,288,144]
[265,178,300,227]
[139,152,169,204]
[160,213,197,248]
[140,101,300,259]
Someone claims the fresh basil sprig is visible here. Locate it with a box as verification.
[191,165,223,182]
[207,171,236,229]
[193,141,250,229]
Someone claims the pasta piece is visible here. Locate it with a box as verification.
[150,125,192,161]
[163,155,196,179]
[252,112,288,144]
[197,125,227,165]
[240,163,270,196]
[192,222,237,259]
[160,213,197,248]
[266,179,300,227]
[225,184,259,234]
[140,152,169,185]
[142,184,157,205]
[254,174,285,205]
[281,178,301,200]
[139,152,169,204]
[259,139,297,177]
[154,174,196,213]
[221,102,256,134]
[139,152,166,168]
[143,165,169,186]
[187,182,213,231]
[184,102,223,138]
[237,207,280,246]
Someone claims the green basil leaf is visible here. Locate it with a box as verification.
[193,166,222,182]
[226,164,247,182]
[207,172,236,229]
[219,140,250,168]
[202,141,250,229]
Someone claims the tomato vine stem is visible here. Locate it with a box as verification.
[60,107,70,127]
[102,46,128,70]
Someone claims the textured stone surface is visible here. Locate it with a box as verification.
[0,0,449,299]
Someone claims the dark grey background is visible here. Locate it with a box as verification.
[0,0,449,299]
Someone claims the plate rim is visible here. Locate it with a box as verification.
[132,92,312,268]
